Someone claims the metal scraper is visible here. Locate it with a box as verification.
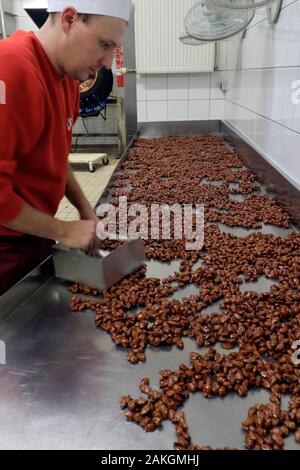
[52,239,146,291]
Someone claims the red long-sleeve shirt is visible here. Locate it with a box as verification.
[0,30,79,237]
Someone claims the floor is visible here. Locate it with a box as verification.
[56,158,118,221]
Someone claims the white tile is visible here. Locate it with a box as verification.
[210,71,227,99]
[210,100,225,120]
[189,74,211,100]
[147,101,168,122]
[137,102,147,122]
[168,100,189,121]
[188,100,210,120]
[224,101,300,190]
[136,75,147,101]
[293,80,300,131]
[146,75,168,101]
[167,74,189,101]
[247,0,297,29]
[225,67,300,133]
[226,0,300,70]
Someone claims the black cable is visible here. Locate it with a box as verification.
[82,117,89,134]
[99,104,108,121]
[74,135,79,153]
[70,135,79,153]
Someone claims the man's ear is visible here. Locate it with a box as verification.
[61,7,78,33]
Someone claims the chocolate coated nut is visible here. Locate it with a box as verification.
[69,135,300,451]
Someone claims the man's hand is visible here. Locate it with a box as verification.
[80,209,99,254]
[58,220,97,251]
[79,207,99,225]
[65,165,104,254]
[4,203,98,252]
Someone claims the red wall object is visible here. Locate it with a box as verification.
[115,47,125,88]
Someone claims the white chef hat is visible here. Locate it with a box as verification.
[47,0,133,22]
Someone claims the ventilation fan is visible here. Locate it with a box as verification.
[180,0,283,45]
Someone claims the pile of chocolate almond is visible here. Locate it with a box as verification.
[70,136,299,450]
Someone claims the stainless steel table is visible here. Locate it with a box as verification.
[0,121,299,450]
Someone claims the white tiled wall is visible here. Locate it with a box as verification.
[137,73,225,122]
[217,0,300,190]
[137,0,300,190]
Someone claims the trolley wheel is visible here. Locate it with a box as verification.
[102,157,109,166]
[88,162,96,173]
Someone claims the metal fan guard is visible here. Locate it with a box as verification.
[206,0,276,10]
[183,1,256,42]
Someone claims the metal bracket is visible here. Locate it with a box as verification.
[267,0,283,24]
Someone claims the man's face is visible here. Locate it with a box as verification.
[60,12,127,81]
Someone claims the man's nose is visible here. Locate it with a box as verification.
[99,50,115,70]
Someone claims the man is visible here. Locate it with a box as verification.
[0,0,132,295]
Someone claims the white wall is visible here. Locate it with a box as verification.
[13,0,38,31]
[137,1,300,190]
[217,0,300,190]
[0,0,17,37]
[137,73,225,123]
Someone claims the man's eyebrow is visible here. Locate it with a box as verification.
[101,38,118,48]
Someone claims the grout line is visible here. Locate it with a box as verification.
[166,75,168,121]
[209,73,212,120]
[245,0,299,32]
[226,98,300,136]
[216,65,300,73]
